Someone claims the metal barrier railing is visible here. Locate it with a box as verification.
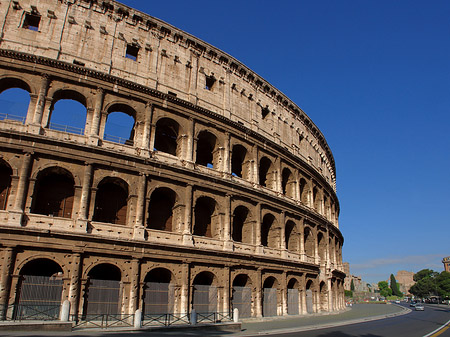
[0,112,26,123]
[72,314,134,329]
[48,122,84,135]
[103,133,134,146]
[142,313,190,327]
[7,304,60,321]
[196,311,232,323]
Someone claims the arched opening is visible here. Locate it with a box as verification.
[287,278,299,315]
[0,161,12,210]
[16,258,63,320]
[192,271,217,313]
[262,276,278,317]
[231,144,247,178]
[143,268,174,315]
[319,281,328,312]
[281,168,294,197]
[193,196,216,238]
[305,280,314,314]
[147,188,176,231]
[48,90,87,135]
[84,264,121,316]
[232,206,251,243]
[31,167,75,218]
[304,227,315,259]
[104,104,136,145]
[285,220,299,253]
[299,178,308,205]
[259,157,272,188]
[318,232,326,261]
[0,84,31,123]
[154,118,180,156]
[195,131,217,168]
[313,187,320,212]
[93,178,128,225]
[232,274,252,318]
[261,214,279,248]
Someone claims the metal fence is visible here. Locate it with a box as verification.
[48,122,84,135]
[0,112,26,123]
[196,311,232,324]
[142,313,190,327]
[103,133,134,146]
[73,314,134,329]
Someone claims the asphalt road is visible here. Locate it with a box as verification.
[251,304,450,337]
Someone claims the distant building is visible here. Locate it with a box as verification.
[396,270,415,295]
[443,257,450,272]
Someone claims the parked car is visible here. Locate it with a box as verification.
[415,303,425,311]
[410,301,417,307]
[395,300,401,304]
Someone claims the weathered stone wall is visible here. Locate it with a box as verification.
[0,0,345,319]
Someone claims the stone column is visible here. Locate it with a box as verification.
[133,174,147,240]
[0,247,15,319]
[88,88,104,145]
[9,153,32,226]
[129,259,140,314]
[183,184,193,245]
[140,103,153,156]
[222,266,230,314]
[279,211,286,253]
[185,118,195,162]
[222,132,230,175]
[223,194,233,251]
[31,74,49,131]
[327,278,333,312]
[281,271,288,316]
[277,158,283,193]
[180,262,190,315]
[255,268,262,318]
[253,146,259,185]
[301,275,307,315]
[255,203,262,254]
[68,253,82,318]
[299,218,306,261]
[76,163,93,232]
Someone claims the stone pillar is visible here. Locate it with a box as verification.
[31,74,49,129]
[299,218,306,260]
[255,268,262,318]
[133,174,147,240]
[76,163,93,231]
[253,146,259,185]
[223,194,232,251]
[183,184,193,245]
[88,88,104,145]
[222,132,230,175]
[0,247,15,319]
[68,253,82,318]
[186,118,195,162]
[140,103,153,155]
[277,158,283,193]
[222,266,230,314]
[9,153,32,226]
[279,211,286,253]
[129,259,140,314]
[180,262,190,315]
[281,271,287,316]
[328,278,333,312]
[301,275,307,315]
[255,203,262,253]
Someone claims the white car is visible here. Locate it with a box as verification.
[415,303,425,311]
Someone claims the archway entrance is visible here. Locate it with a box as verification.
[143,268,175,314]
[15,258,63,320]
[192,272,217,314]
[231,274,252,318]
[262,277,278,317]
[287,278,299,315]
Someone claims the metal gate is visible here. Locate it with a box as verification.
[232,286,251,318]
[143,282,175,314]
[192,285,217,313]
[15,275,62,320]
[306,289,313,314]
[287,289,299,315]
[263,288,277,317]
[85,279,120,316]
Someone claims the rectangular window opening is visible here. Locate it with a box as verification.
[125,44,139,61]
[22,13,40,31]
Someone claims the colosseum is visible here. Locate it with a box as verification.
[0,0,345,325]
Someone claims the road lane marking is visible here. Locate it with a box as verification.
[423,318,450,337]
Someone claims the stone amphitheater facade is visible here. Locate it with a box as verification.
[0,0,345,321]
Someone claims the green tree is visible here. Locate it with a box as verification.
[378,281,392,297]
[409,269,440,298]
[390,274,402,297]
[436,271,450,299]
[350,279,355,291]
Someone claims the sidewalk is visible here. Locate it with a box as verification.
[236,303,410,336]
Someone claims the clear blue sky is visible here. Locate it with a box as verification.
[2,1,448,285]
[120,0,450,284]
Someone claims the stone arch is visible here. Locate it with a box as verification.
[231,144,249,179]
[231,274,252,318]
[0,76,33,94]
[261,213,280,249]
[84,263,122,316]
[287,277,300,315]
[192,271,218,313]
[285,220,300,253]
[319,281,328,312]
[15,258,64,319]
[305,279,315,314]
[299,177,309,205]
[146,187,177,232]
[193,196,217,238]
[0,159,13,210]
[47,89,87,135]
[92,177,129,225]
[304,226,315,259]
[104,103,137,145]
[143,267,175,314]
[259,156,274,188]
[313,186,321,212]
[262,276,279,317]
[31,166,75,218]
[232,205,252,244]
[154,117,182,156]
[281,167,295,198]
[195,130,218,169]
[0,77,32,123]
[318,231,327,261]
